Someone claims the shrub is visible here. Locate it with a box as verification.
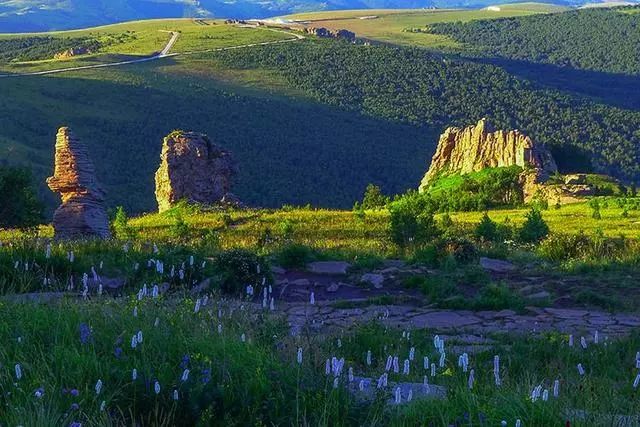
[360,183,389,210]
[112,206,136,240]
[443,238,477,263]
[170,213,192,241]
[474,212,498,242]
[275,244,315,268]
[213,249,271,296]
[519,208,549,243]
[388,192,439,249]
[0,166,43,229]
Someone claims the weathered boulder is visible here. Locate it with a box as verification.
[154,131,237,212]
[419,118,558,191]
[46,127,110,240]
[361,273,385,289]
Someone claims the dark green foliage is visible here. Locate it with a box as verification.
[475,212,498,242]
[538,231,630,262]
[212,249,271,296]
[388,192,439,249]
[0,36,101,63]
[274,243,315,268]
[429,7,640,75]
[112,206,137,240]
[426,167,524,212]
[215,40,640,185]
[519,208,550,243]
[0,166,42,229]
[360,183,389,210]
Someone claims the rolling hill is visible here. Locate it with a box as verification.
[1,6,639,216]
[1,0,638,32]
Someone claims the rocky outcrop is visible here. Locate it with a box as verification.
[54,46,92,60]
[420,119,558,191]
[304,27,356,41]
[155,131,237,212]
[46,127,110,240]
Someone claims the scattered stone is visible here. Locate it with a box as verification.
[479,257,516,273]
[291,278,311,286]
[47,127,110,240]
[54,46,92,59]
[304,27,356,41]
[154,130,237,212]
[361,273,384,289]
[382,259,406,269]
[271,266,287,275]
[527,291,551,300]
[307,261,351,275]
[327,283,341,293]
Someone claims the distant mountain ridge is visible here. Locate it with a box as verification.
[0,0,636,32]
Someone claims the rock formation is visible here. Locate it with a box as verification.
[417,119,603,204]
[154,131,237,212]
[54,46,92,60]
[304,27,356,41]
[47,127,110,239]
[420,118,558,191]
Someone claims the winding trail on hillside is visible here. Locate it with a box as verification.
[0,27,304,78]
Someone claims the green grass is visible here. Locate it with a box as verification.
[451,200,640,239]
[0,20,293,73]
[2,299,640,425]
[281,4,565,48]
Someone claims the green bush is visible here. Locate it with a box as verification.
[474,212,498,242]
[213,249,271,296]
[275,244,316,268]
[112,206,137,240]
[388,192,439,249]
[360,183,389,210]
[0,166,43,229]
[518,208,549,243]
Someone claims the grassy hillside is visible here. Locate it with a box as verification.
[280,4,566,48]
[1,9,640,216]
[0,20,291,73]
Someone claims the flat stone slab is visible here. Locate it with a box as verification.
[479,257,516,273]
[307,261,351,275]
[409,311,482,329]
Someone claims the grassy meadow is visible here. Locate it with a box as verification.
[0,20,294,73]
[280,3,566,48]
[2,200,640,424]
[4,297,640,425]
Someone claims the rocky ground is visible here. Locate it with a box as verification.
[266,260,640,343]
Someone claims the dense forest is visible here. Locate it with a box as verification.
[0,37,101,63]
[429,6,640,75]
[212,39,640,184]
